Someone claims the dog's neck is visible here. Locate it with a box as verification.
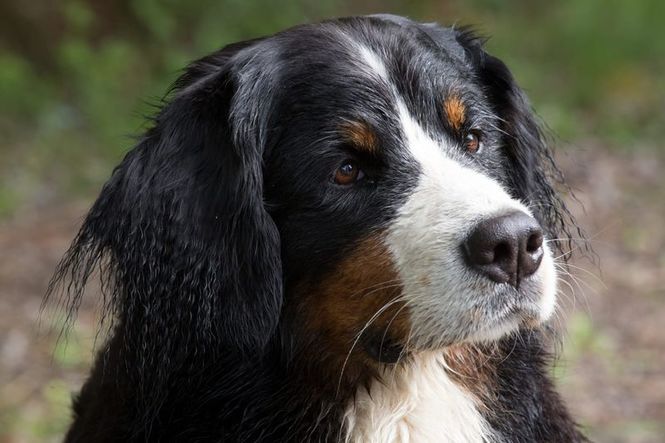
[342,351,495,443]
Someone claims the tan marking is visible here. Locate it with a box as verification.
[443,343,498,408]
[288,233,410,397]
[444,95,466,131]
[340,120,378,153]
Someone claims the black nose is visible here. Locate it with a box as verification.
[463,211,544,287]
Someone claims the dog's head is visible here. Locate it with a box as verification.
[49,15,573,394]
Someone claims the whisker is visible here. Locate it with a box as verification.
[558,262,606,288]
[336,294,407,396]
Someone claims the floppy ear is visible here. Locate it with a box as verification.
[46,39,281,367]
[454,29,575,252]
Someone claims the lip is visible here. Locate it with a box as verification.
[362,327,406,364]
[489,282,547,316]
[465,302,544,343]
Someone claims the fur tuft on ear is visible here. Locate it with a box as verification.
[455,29,585,259]
[45,39,281,421]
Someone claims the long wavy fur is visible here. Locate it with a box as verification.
[44,40,283,435]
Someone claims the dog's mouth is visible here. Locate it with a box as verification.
[361,330,405,364]
[466,302,543,343]
[361,294,548,364]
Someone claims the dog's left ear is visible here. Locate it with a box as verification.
[454,29,569,242]
[46,39,283,361]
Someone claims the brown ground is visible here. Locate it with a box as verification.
[0,144,663,442]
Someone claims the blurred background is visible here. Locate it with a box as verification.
[0,0,663,441]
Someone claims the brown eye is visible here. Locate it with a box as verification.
[334,161,365,185]
[464,131,481,154]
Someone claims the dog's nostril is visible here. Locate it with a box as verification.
[464,211,544,287]
[493,241,514,263]
[526,231,544,254]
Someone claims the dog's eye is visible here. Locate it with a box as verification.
[464,131,482,154]
[334,161,365,185]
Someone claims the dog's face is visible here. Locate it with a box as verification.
[52,16,569,395]
[254,17,558,367]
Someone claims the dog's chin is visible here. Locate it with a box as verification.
[466,305,542,344]
[365,282,556,364]
[465,266,558,344]
[465,285,556,345]
[424,295,553,354]
[366,311,537,365]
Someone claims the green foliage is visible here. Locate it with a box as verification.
[0,307,99,441]
[0,0,344,216]
[0,379,76,442]
[0,52,53,117]
[1,0,662,219]
[470,0,665,145]
[563,311,615,361]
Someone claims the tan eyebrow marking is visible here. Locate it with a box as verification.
[340,120,379,154]
[443,95,466,131]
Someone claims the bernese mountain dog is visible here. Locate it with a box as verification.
[47,14,587,442]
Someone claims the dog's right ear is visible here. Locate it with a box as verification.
[46,38,282,369]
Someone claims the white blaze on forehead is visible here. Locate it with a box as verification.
[394,99,530,231]
[331,28,390,81]
[356,44,390,81]
[339,33,391,82]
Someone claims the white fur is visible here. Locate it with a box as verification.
[340,35,391,83]
[386,100,557,347]
[343,352,495,443]
[356,44,390,81]
[537,242,557,321]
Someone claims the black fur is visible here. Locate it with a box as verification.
[46,15,586,442]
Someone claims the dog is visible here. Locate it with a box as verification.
[47,14,587,442]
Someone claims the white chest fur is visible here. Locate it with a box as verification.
[343,352,495,443]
